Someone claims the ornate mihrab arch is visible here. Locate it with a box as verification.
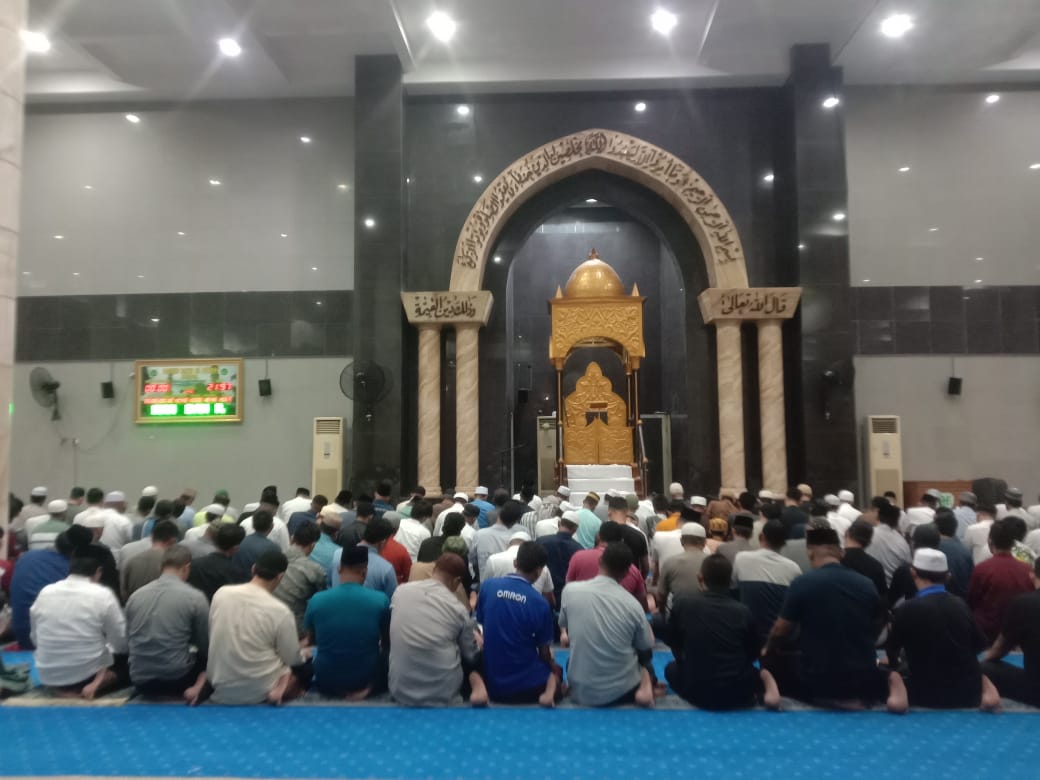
[401,129,801,496]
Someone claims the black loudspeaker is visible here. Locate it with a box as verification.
[947,377,962,396]
[258,378,272,397]
[100,381,114,399]
[517,388,529,405]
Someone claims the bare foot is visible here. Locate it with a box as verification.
[886,672,909,715]
[538,675,558,708]
[468,671,489,707]
[345,686,372,701]
[81,669,116,701]
[634,670,655,708]
[267,672,291,706]
[761,669,782,711]
[980,675,1002,713]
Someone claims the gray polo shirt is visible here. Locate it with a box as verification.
[559,575,653,706]
[125,573,209,683]
[469,523,514,588]
[866,523,911,585]
[273,547,327,634]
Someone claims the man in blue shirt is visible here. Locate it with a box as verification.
[329,517,397,600]
[476,541,560,706]
[287,494,327,538]
[304,545,390,699]
[538,512,582,603]
[9,532,72,648]
[309,507,342,575]
[472,486,495,529]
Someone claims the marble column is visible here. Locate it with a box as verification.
[0,2,26,530]
[416,324,442,496]
[715,320,746,491]
[454,323,480,495]
[757,319,787,493]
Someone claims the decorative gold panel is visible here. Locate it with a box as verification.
[562,362,634,465]
[550,299,645,367]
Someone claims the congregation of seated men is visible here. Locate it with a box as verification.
[3,479,1039,712]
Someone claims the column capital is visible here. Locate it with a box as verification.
[401,290,494,327]
[698,287,801,324]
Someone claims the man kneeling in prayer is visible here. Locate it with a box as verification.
[31,550,128,699]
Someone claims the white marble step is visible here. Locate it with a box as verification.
[566,464,632,480]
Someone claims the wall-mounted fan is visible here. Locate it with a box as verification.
[339,360,390,422]
[29,366,62,421]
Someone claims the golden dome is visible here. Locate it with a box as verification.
[564,250,625,298]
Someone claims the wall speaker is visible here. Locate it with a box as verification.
[947,377,962,396]
[100,381,115,399]
[258,378,272,397]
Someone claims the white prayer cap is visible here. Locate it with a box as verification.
[557,486,571,498]
[559,501,576,513]
[475,486,489,496]
[510,529,532,542]
[105,491,126,503]
[668,482,684,498]
[203,503,226,518]
[561,510,580,524]
[690,496,707,507]
[823,493,841,508]
[838,490,855,503]
[605,489,624,498]
[76,512,106,529]
[243,501,260,513]
[141,485,159,497]
[681,523,706,538]
[913,548,948,573]
[453,491,469,501]
[47,499,67,514]
[30,486,48,498]
[758,489,777,500]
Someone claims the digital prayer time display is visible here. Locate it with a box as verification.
[134,359,243,424]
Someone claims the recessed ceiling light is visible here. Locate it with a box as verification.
[20,271,30,276]
[974,279,983,284]
[763,173,775,183]
[493,255,502,264]
[822,96,841,109]
[53,234,64,240]
[1030,163,1040,170]
[311,266,318,271]
[473,174,483,183]
[898,166,910,172]
[832,212,846,221]
[72,271,80,276]
[150,317,160,323]
[176,231,185,236]
[83,184,93,190]
[985,93,1000,104]
[299,136,311,144]
[209,179,221,186]
[585,198,598,203]
[426,11,457,42]
[798,243,806,250]
[315,301,323,306]
[650,8,678,35]
[280,233,288,238]
[125,113,141,124]
[405,177,412,184]
[880,13,914,38]
[929,227,938,232]
[634,101,647,112]
[20,30,51,54]
[137,274,145,279]
[218,38,242,57]
[337,183,349,190]
[975,256,984,261]
[363,217,376,228]
[862,279,871,283]
[456,105,470,116]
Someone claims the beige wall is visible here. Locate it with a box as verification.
[854,355,1040,495]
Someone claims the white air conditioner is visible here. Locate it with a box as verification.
[312,417,345,499]
[864,415,902,505]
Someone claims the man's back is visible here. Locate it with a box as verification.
[126,573,209,684]
[968,553,1033,640]
[233,533,278,575]
[733,548,801,643]
[9,550,68,649]
[540,532,582,600]
[717,537,753,563]
[476,574,554,699]
[305,583,389,696]
[207,582,300,705]
[470,524,512,584]
[381,537,412,584]
[187,553,248,602]
[559,576,653,706]
[964,520,994,565]
[866,524,912,584]
[121,548,164,602]
[394,517,431,561]
[1000,590,1040,691]
[841,548,887,599]
[938,537,974,597]
[651,529,682,568]
[273,549,327,634]
[388,579,476,706]
[659,549,706,608]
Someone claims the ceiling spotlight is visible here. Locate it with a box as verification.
[762,173,775,183]
[311,266,318,271]
[898,166,910,172]
[20,271,29,276]
[176,231,185,236]
[880,13,914,38]
[218,37,242,57]
[280,233,288,238]
[150,317,161,323]
[456,105,471,116]
[634,101,647,112]
[83,184,93,190]
[974,279,983,284]
[125,113,141,124]
[208,179,221,186]
[337,183,349,190]
[798,243,806,250]
[975,256,984,262]
[650,8,678,35]
[985,93,1000,104]
[473,174,483,183]
[72,271,80,276]
[1029,163,1040,170]
[315,301,323,306]
[20,30,51,54]
[832,212,846,221]
[137,274,145,279]
[862,279,871,283]
[929,227,938,232]
[585,198,598,203]
[493,255,502,264]
[299,136,312,144]
[53,234,64,240]
[822,96,841,109]
[363,217,376,228]
[426,11,457,42]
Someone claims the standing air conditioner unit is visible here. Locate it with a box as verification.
[312,417,345,499]
[864,415,903,506]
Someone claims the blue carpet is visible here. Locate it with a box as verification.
[1,705,1038,778]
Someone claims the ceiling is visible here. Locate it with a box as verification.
[24,0,1040,103]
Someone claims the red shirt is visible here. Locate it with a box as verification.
[565,546,646,601]
[382,537,413,584]
[968,551,1033,641]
